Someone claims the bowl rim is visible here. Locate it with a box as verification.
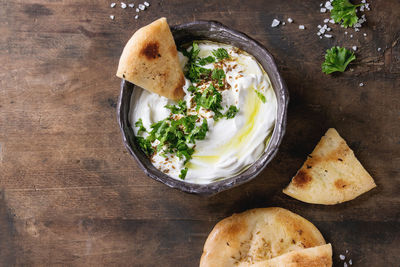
[117,20,289,195]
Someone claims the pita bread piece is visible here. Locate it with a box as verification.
[199,208,326,267]
[283,128,376,205]
[244,244,332,267]
[116,17,185,100]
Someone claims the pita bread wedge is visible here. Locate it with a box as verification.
[116,17,185,100]
[200,208,326,267]
[245,244,332,267]
[283,128,376,205]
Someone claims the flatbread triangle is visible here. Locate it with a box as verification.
[200,208,326,267]
[116,17,185,100]
[283,128,376,205]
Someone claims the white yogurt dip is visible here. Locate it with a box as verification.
[130,41,277,184]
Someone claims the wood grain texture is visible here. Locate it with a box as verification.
[1,0,399,266]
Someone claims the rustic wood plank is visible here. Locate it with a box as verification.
[1,0,399,266]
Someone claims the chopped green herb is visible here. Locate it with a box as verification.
[322,46,356,74]
[225,105,239,119]
[165,100,187,115]
[187,85,197,93]
[135,118,147,135]
[182,42,212,83]
[179,167,188,180]
[194,84,223,116]
[198,56,215,66]
[136,136,153,156]
[212,48,230,61]
[211,68,226,88]
[187,119,208,143]
[255,90,266,103]
[331,0,362,28]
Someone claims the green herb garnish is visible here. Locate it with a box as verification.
[211,68,226,88]
[255,90,266,103]
[182,42,212,83]
[165,100,187,115]
[198,56,215,66]
[194,84,223,116]
[225,105,239,119]
[212,48,230,61]
[179,167,188,180]
[322,46,356,74]
[331,0,362,28]
[135,136,153,156]
[135,118,147,135]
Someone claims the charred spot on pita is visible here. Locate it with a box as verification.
[141,42,161,59]
[293,170,312,188]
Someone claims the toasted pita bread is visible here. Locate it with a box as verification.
[283,128,376,205]
[199,208,326,267]
[244,244,332,267]
[116,17,185,100]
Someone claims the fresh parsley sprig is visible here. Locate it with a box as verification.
[135,118,147,135]
[212,48,230,61]
[322,46,356,74]
[331,0,362,28]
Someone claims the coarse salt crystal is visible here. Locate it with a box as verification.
[324,34,332,38]
[144,1,150,7]
[110,15,115,20]
[129,3,134,8]
[325,1,333,10]
[287,18,293,23]
[349,259,353,265]
[282,22,286,25]
[345,31,348,34]
[377,47,382,51]
[136,8,140,12]
[327,27,331,31]
[362,0,366,3]
[350,34,353,38]
[121,2,127,8]
[320,3,323,6]
[352,46,357,51]
[340,255,346,260]
[320,28,326,34]
[320,7,327,13]
[139,4,146,10]
[359,82,364,87]
[271,19,280,27]
[346,250,349,254]
[135,14,139,19]
[324,18,330,23]
[355,28,360,32]
[317,32,322,36]
[344,263,348,267]
[299,25,305,30]
[110,2,116,8]
[329,19,335,24]
[363,33,367,36]
[318,25,322,29]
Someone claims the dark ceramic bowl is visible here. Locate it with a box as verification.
[117,21,289,195]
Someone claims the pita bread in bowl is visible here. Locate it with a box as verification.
[200,208,329,267]
[283,128,376,205]
[116,17,185,100]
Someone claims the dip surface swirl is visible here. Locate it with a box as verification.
[130,41,277,184]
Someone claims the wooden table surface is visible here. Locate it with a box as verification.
[1,0,399,266]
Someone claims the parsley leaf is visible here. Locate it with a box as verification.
[198,56,215,66]
[322,46,356,74]
[135,118,147,135]
[179,167,188,180]
[187,119,208,143]
[331,0,362,28]
[255,90,266,103]
[211,68,226,88]
[187,85,197,93]
[135,136,153,156]
[165,100,187,115]
[183,42,212,83]
[225,105,239,119]
[194,84,223,115]
[212,48,230,61]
